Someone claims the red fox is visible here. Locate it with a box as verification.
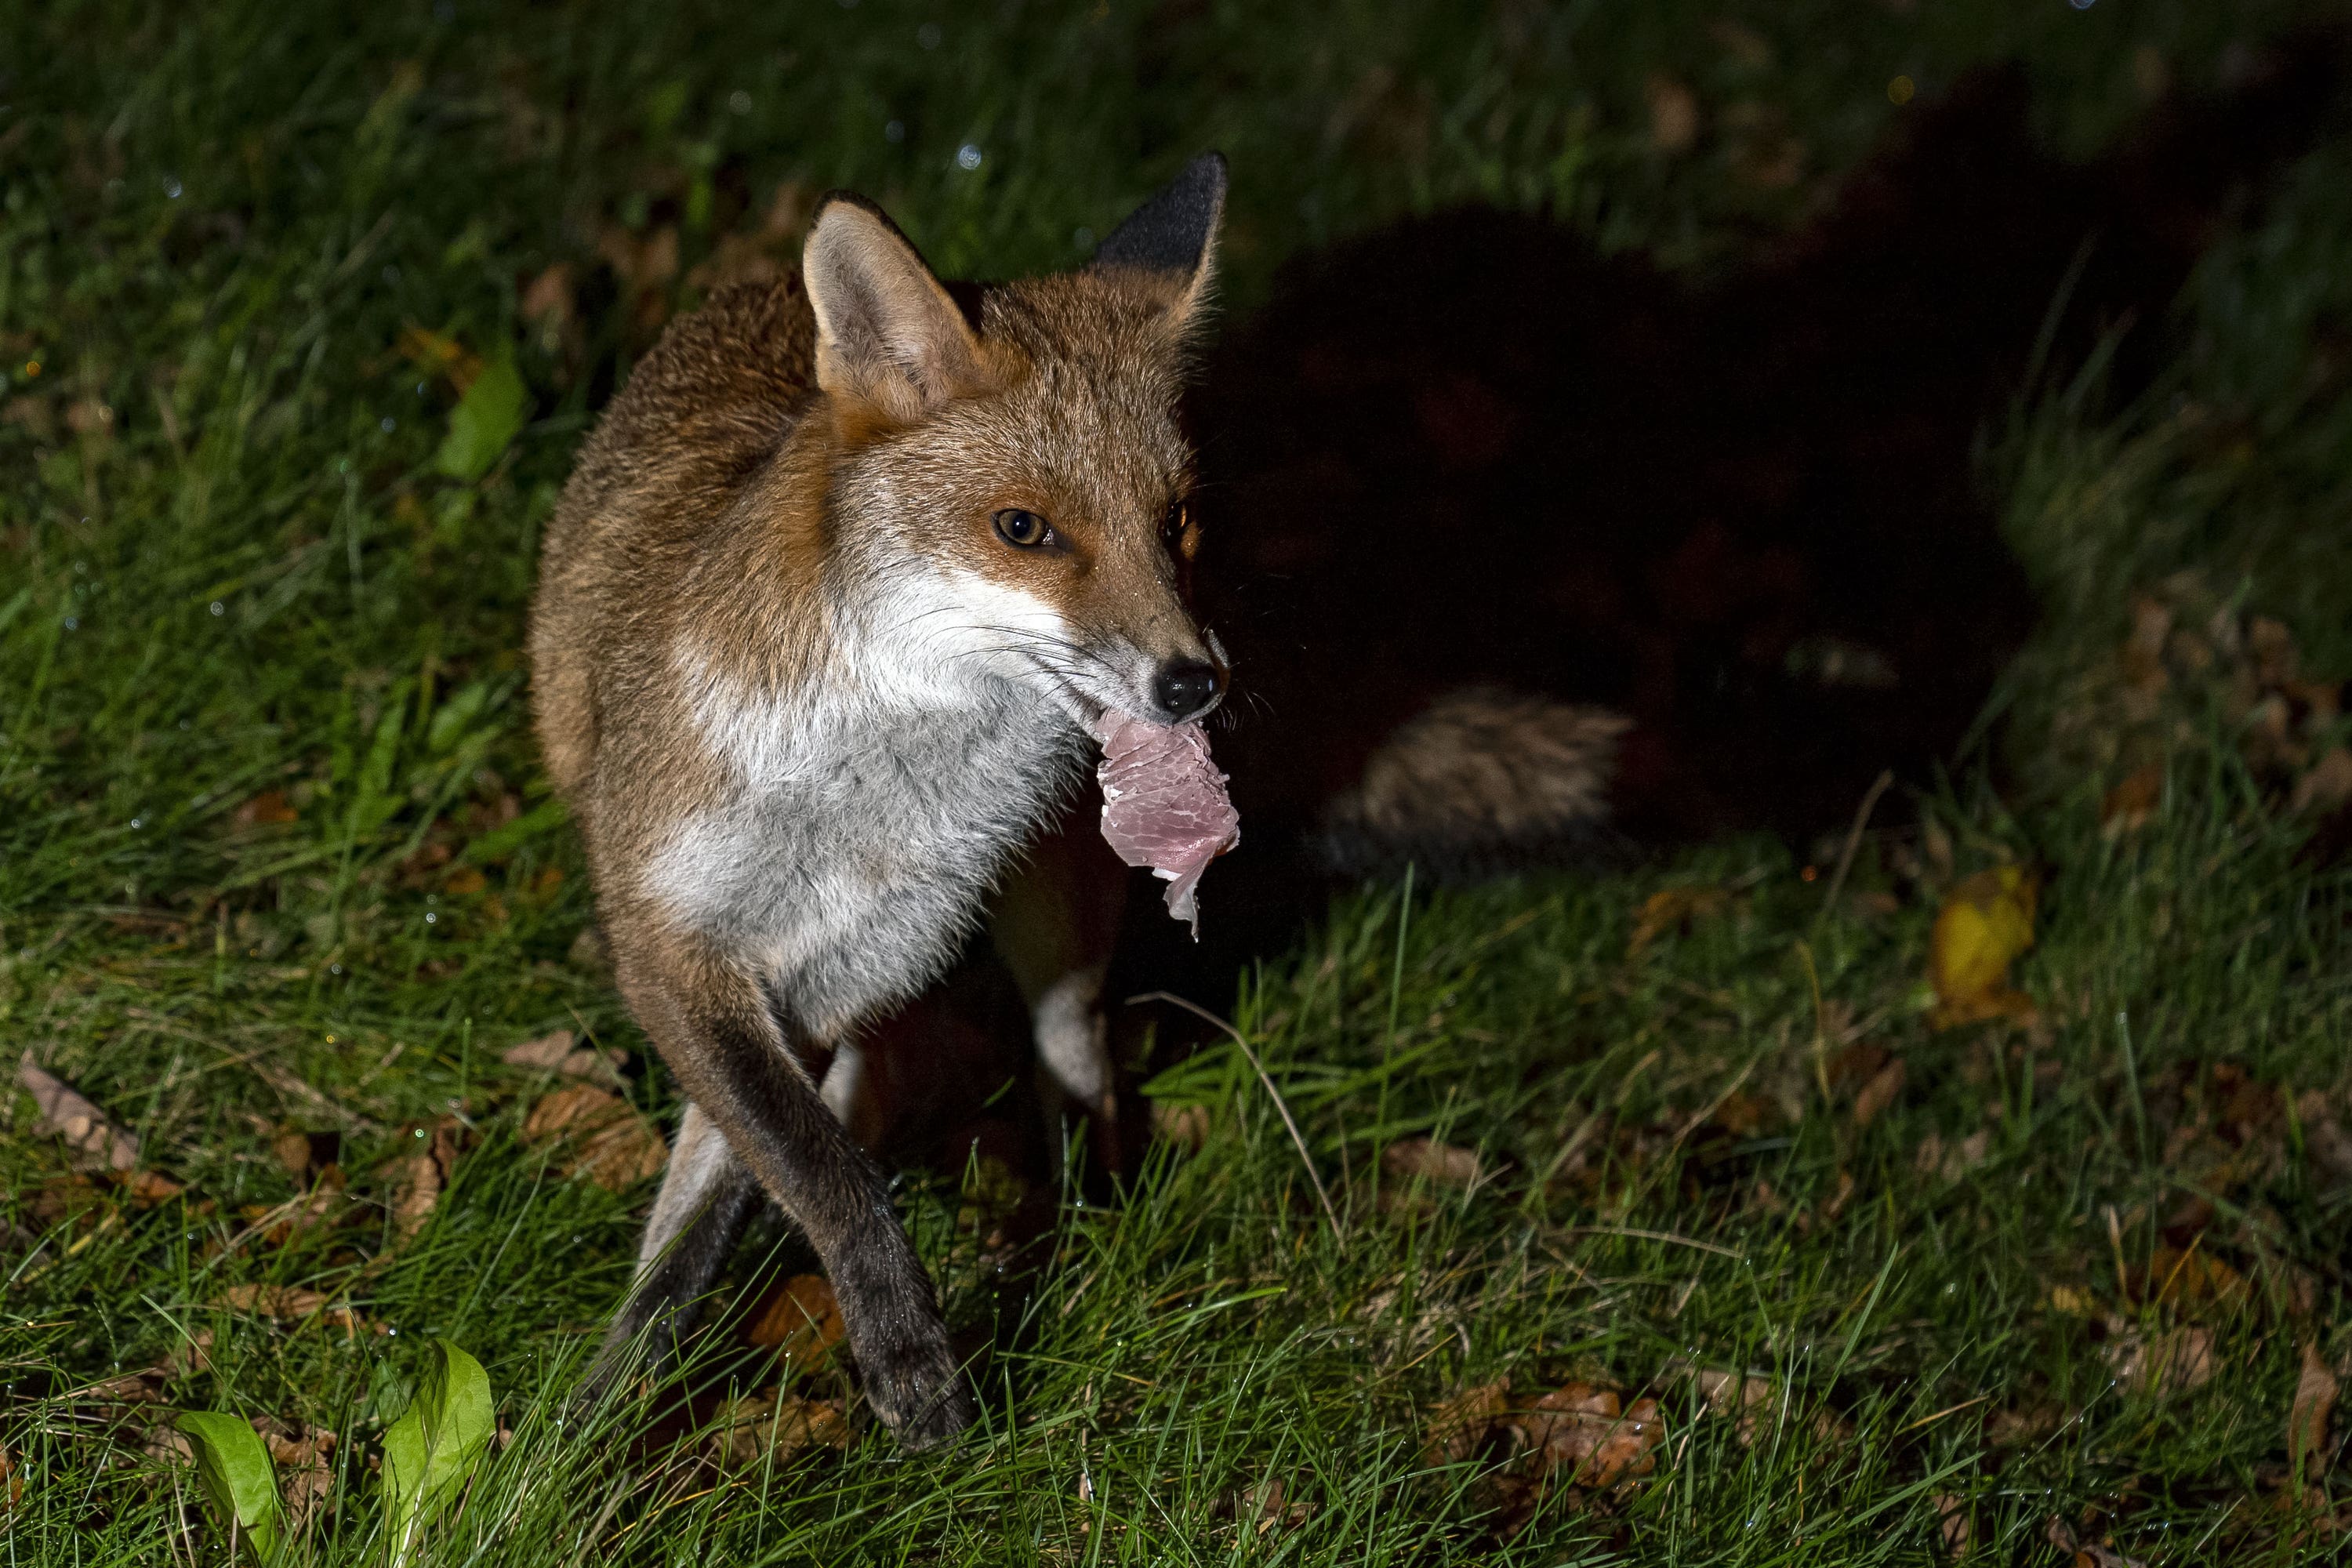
[530,156,1231,1446]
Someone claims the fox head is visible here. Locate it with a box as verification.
[801,154,1229,730]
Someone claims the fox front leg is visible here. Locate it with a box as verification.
[615,931,975,1449]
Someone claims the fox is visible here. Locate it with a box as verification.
[528,154,1232,1447]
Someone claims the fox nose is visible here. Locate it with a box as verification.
[1152,659,1223,722]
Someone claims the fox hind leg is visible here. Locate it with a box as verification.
[576,1102,760,1406]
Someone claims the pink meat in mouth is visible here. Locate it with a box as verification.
[1090,709,1240,934]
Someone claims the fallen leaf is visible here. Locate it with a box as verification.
[1985,1403,2063,1447]
[1934,1492,1971,1559]
[2101,764,2164,837]
[1690,1365,1775,1446]
[235,789,300,826]
[710,1391,849,1469]
[1381,1136,1482,1189]
[141,1426,195,1465]
[2293,748,2352,816]
[214,1284,365,1337]
[1646,75,1700,154]
[388,1123,466,1241]
[1421,1377,1512,1465]
[1851,1058,1905,1127]
[1150,1101,1210,1152]
[16,1052,140,1171]
[520,263,575,329]
[272,1131,318,1180]
[1929,866,2038,1029]
[1506,1385,1663,1487]
[500,1029,625,1088]
[2127,1244,2248,1316]
[434,347,530,483]
[1629,886,1730,957]
[255,1417,337,1531]
[2106,1324,2215,1397]
[521,1084,667,1189]
[2045,1284,2100,1316]
[745,1273,845,1371]
[0,1441,20,1510]
[1233,1474,1313,1534]
[1914,1128,1991,1180]
[2290,1340,2338,1481]
[395,325,484,394]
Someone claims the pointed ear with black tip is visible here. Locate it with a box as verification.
[1091,152,1228,325]
[804,194,985,423]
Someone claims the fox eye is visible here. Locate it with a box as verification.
[993,509,1055,550]
[1160,499,1189,548]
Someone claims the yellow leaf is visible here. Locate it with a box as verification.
[1628,886,1730,956]
[1928,866,2038,1029]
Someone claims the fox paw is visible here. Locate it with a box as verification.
[858,1334,975,1450]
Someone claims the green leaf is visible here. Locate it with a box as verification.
[380,1338,495,1564]
[432,350,529,483]
[177,1410,282,1563]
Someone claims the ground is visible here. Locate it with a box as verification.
[2,2,2350,1563]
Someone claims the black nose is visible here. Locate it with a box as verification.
[1152,659,1222,721]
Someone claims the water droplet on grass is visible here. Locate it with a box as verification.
[956,143,982,170]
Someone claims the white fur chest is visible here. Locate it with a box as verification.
[644,622,1082,1036]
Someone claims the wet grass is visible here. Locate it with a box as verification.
[3,1,2350,1562]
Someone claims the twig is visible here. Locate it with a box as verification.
[1128,991,1343,1236]
[1817,768,1894,922]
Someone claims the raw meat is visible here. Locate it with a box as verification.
[1091,709,1240,934]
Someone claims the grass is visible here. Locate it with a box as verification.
[4,1,2350,1562]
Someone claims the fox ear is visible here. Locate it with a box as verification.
[804,194,984,421]
[1091,152,1227,325]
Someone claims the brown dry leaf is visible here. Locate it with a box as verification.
[1382,1136,1482,1189]
[1934,1492,1971,1559]
[141,1426,194,1465]
[234,789,299,826]
[256,1418,337,1530]
[1421,1377,1511,1465]
[17,1052,141,1171]
[1851,1058,1905,1127]
[1914,1128,1991,1180]
[2290,1340,2339,1481]
[2293,748,2352,816]
[710,1391,849,1469]
[395,325,484,394]
[1646,75,1700,154]
[389,1116,466,1240]
[0,1442,20,1510]
[521,1084,667,1189]
[1236,1475,1313,1534]
[501,1029,625,1088]
[2106,1324,2216,1397]
[520,263,575,328]
[272,1131,317,1180]
[2128,1244,2249,1316]
[746,1273,845,1372]
[1507,1384,1664,1487]
[1628,885,1730,956]
[1691,1366,1775,1446]
[1984,1403,2063,1448]
[1150,1101,1210,1152]
[2101,763,2165,837]
[215,1284,365,1337]
[1929,866,2038,1029]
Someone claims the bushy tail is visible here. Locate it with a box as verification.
[1314,688,1631,880]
